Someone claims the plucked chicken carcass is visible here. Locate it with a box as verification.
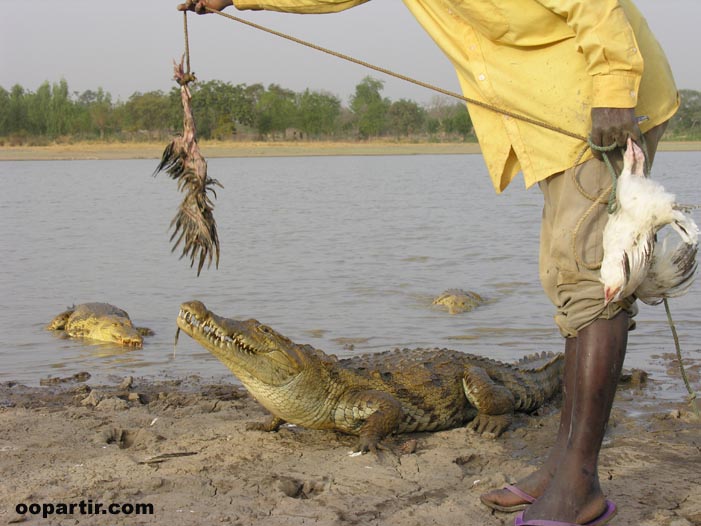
[153,56,222,276]
[600,138,698,305]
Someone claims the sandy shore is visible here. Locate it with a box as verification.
[1,140,699,161]
[0,141,482,161]
[0,372,699,526]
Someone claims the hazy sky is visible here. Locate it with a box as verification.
[2,1,700,105]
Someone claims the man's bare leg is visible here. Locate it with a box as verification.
[519,312,628,524]
[480,336,577,509]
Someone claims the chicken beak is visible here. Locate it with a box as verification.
[604,286,620,306]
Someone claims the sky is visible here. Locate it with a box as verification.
[2,0,700,106]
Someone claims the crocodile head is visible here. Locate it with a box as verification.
[88,315,144,348]
[176,301,316,388]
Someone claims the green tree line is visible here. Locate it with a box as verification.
[1,78,700,145]
[0,76,473,145]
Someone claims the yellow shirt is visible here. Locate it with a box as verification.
[233,0,679,192]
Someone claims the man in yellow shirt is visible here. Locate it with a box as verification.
[179,1,678,524]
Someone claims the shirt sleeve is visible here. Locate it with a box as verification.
[233,0,369,14]
[533,0,643,108]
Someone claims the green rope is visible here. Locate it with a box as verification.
[587,138,620,213]
[664,298,700,417]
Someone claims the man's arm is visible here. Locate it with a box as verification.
[179,0,368,14]
[178,0,233,14]
[533,0,643,156]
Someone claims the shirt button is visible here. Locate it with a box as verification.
[478,74,486,81]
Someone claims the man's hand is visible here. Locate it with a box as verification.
[590,107,641,160]
[177,0,232,14]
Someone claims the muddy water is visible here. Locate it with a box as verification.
[0,153,699,397]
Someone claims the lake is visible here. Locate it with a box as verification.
[0,152,699,400]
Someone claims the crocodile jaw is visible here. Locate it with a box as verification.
[176,301,302,387]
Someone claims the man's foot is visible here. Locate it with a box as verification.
[480,468,553,512]
[480,485,535,512]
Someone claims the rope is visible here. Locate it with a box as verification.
[203,7,589,142]
[183,12,192,75]
[664,298,700,416]
[188,6,700,412]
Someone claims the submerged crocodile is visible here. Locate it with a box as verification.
[176,300,563,452]
[47,303,152,348]
[432,289,485,314]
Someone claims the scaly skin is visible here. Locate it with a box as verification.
[176,300,564,452]
[47,303,151,348]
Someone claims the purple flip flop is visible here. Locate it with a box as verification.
[514,499,617,526]
[481,484,537,512]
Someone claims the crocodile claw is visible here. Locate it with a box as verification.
[467,413,513,438]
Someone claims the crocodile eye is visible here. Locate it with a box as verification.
[258,325,273,335]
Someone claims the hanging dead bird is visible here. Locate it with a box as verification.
[153,55,222,275]
[600,138,699,305]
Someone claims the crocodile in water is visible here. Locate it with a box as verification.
[47,303,152,348]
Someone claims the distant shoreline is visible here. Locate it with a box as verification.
[0,139,699,161]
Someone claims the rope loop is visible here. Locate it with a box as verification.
[587,137,620,214]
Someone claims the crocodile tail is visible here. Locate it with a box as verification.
[507,352,565,412]
[531,352,564,404]
[516,351,559,368]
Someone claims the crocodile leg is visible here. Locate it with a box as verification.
[246,415,286,432]
[341,390,404,453]
[462,365,516,437]
[45,308,74,331]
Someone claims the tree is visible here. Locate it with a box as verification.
[26,81,51,135]
[48,79,73,137]
[77,88,113,139]
[387,99,425,138]
[255,84,298,138]
[8,84,28,135]
[444,102,473,139]
[0,87,9,135]
[350,76,390,138]
[669,89,701,138]
[297,89,341,138]
[120,90,172,134]
[187,80,259,139]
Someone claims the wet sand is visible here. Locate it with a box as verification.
[0,373,699,526]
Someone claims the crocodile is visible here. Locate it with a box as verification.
[432,289,485,314]
[47,303,152,348]
[176,300,563,452]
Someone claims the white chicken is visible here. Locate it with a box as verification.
[600,138,699,305]
[635,231,698,305]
